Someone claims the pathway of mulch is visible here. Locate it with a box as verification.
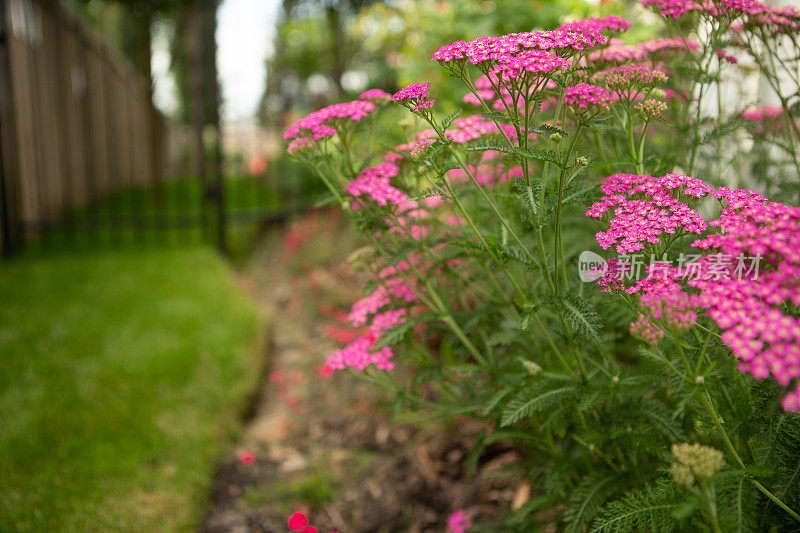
[200,210,524,533]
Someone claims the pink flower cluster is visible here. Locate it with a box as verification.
[346,162,408,207]
[287,511,337,533]
[591,64,669,101]
[643,0,780,20]
[348,264,419,327]
[564,83,615,110]
[587,173,713,253]
[687,188,800,411]
[391,82,430,102]
[447,509,473,533]
[741,105,782,122]
[325,336,396,371]
[431,24,614,82]
[631,265,701,329]
[328,262,421,372]
[283,100,375,141]
[630,314,666,344]
[714,48,738,64]
[635,98,669,121]
[417,114,521,146]
[741,105,792,136]
[558,15,631,34]
[744,4,800,33]
[589,37,698,64]
[495,49,571,80]
[641,0,702,18]
[359,88,391,102]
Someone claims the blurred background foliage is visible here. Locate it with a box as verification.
[258,0,643,128]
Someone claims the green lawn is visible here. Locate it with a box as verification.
[0,247,264,531]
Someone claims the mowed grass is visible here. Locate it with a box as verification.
[0,247,264,531]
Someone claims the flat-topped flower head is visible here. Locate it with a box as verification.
[587,173,712,254]
[592,64,669,102]
[745,4,800,34]
[741,105,789,136]
[286,136,314,155]
[558,15,631,34]
[564,83,615,111]
[495,49,571,80]
[635,98,669,121]
[643,0,769,19]
[392,82,431,102]
[359,88,391,102]
[346,162,408,207]
[589,37,698,64]
[283,100,375,141]
[641,0,703,18]
[392,83,436,115]
[683,189,800,411]
[432,40,468,64]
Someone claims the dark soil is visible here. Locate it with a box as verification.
[199,211,525,533]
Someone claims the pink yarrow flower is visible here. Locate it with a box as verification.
[447,509,473,533]
[586,173,712,254]
[564,83,615,110]
[283,100,375,141]
[359,88,391,102]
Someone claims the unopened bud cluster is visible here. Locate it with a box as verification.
[670,442,724,487]
[635,98,668,121]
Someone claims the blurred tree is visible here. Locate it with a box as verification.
[258,0,596,128]
[258,0,384,127]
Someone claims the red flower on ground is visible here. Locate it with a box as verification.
[287,511,308,531]
[238,451,255,466]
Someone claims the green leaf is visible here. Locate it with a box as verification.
[564,474,619,533]
[442,109,463,129]
[482,386,515,416]
[532,123,568,138]
[501,381,577,426]
[481,110,513,123]
[512,146,563,167]
[590,480,680,532]
[466,139,513,154]
[372,312,437,350]
[561,294,603,344]
[513,181,543,227]
[671,500,698,520]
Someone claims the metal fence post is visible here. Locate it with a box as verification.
[0,0,22,258]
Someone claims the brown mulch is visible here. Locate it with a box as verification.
[199,210,523,533]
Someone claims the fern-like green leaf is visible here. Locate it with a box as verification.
[501,381,577,426]
[561,294,603,344]
[564,474,620,533]
[590,481,679,532]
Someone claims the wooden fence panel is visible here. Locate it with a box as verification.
[0,0,162,248]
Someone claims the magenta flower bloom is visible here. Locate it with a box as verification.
[359,88,391,102]
[587,173,712,254]
[564,83,615,110]
[391,82,431,102]
[288,512,308,531]
[346,162,408,207]
[283,100,375,141]
[687,189,800,411]
[559,15,631,34]
[447,509,472,533]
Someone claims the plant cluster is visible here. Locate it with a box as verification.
[286,2,800,531]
